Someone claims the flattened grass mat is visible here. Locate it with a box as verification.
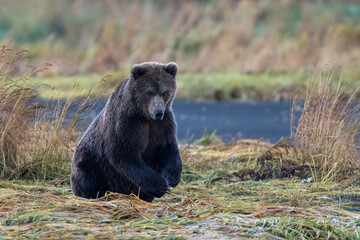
[1,140,360,239]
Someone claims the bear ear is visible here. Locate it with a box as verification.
[165,62,177,77]
[131,64,146,79]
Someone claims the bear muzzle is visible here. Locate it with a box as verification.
[149,95,165,121]
[154,109,164,120]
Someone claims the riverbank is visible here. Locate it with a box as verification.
[31,69,360,101]
[1,140,360,239]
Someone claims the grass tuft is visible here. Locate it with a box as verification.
[0,44,46,178]
[292,70,360,181]
[0,44,94,180]
[193,130,221,146]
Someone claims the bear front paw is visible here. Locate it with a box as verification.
[163,169,181,188]
[141,174,170,198]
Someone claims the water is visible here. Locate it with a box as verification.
[173,100,298,143]
[67,99,299,143]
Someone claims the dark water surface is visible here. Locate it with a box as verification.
[67,99,299,143]
[173,100,298,143]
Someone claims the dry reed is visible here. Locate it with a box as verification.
[0,44,91,180]
[292,70,360,181]
[0,45,43,178]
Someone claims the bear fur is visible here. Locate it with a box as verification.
[71,62,182,202]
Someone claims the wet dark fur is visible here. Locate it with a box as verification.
[71,62,182,202]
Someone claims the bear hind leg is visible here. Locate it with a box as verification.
[71,149,107,199]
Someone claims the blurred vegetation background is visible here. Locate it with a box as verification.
[1,0,359,76]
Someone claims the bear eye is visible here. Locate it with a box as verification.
[161,91,168,97]
[146,90,155,96]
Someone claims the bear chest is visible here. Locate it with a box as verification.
[142,128,167,152]
[140,125,168,166]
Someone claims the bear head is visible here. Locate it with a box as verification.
[129,62,177,120]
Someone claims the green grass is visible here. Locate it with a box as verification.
[177,72,307,101]
[30,69,360,101]
[32,75,107,99]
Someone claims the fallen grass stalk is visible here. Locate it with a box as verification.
[1,138,360,238]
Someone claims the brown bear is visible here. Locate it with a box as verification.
[70,62,182,202]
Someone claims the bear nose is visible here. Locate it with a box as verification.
[154,109,164,120]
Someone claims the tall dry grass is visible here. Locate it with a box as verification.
[0,44,91,180]
[1,0,359,74]
[24,96,91,180]
[0,45,42,178]
[292,70,360,181]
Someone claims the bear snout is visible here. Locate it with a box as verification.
[154,109,164,120]
[149,95,165,120]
